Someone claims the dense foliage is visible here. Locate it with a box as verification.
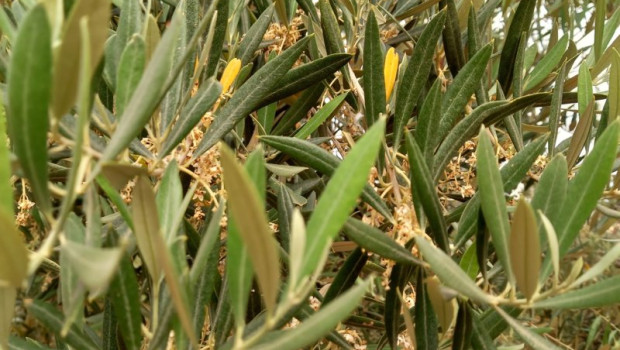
[1,0,619,349]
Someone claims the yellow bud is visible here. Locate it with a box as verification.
[384,48,399,101]
[220,58,242,94]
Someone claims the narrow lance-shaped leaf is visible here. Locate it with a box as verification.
[523,35,569,92]
[406,133,449,252]
[205,0,227,77]
[494,306,561,350]
[476,127,514,285]
[227,147,265,328]
[437,44,492,143]
[7,4,52,214]
[497,0,536,91]
[26,300,99,350]
[426,276,456,333]
[363,11,385,127]
[99,13,184,163]
[415,270,438,350]
[52,0,110,118]
[509,198,540,300]
[343,218,422,266]
[530,154,567,239]
[572,242,620,287]
[301,118,386,280]
[115,35,146,117]
[541,120,620,279]
[393,11,446,147]
[251,279,372,350]
[238,5,274,66]
[60,241,124,299]
[109,253,143,350]
[258,53,352,107]
[538,212,560,286]
[295,93,347,139]
[260,135,394,221]
[193,36,311,158]
[534,276,620,310]
[220,145,281,313]
[160,78,222,158]
[548,61,568,155]
[415,237,493,304]
[415,79,442,167]
[440,0,465,76]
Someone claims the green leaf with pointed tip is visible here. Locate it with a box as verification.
[26,300,99,350]
[271,84,325,136]
[156,160,183,243]
[415,237,493,304]
[160,78,222,158]
[530,154,567,238]
[497,0,536,91]
[220,145,280,313]
[52,0,110,118]
[61,241,124,299]
[494,307,561,350]
[132,175,163,282]
[259,53,352,107]
[566,100,595,169]
[363,11,385,127]
[260,135,394,220]
[433,101,507,182]
[541,121,620,279]
[470,312,496,350]
[437,44,492,142]
[441,0,465,76]
[406,133,449,251]
[523,35,569,92]
[323,248,368,305]
[205,0,228,77]
[509,198,540,300]
[460,242,479,280]
[227,147,265,328]
[343,218,422,266]
[415,270,438,350]
[535,276,620,309]
[252,279,371,350]
[572,242,620,287]
[476,127,514,285]
[239,5,274,65]
[453,134,548,246]
[547,62,568,156]
[578,62,594,117]
[295,93,347,139]
[300,119,385,279]
[415,79,442,167]
[116,35,146,117]
[7,4,52,214]
[393,11,446,147]
[107,0,143,87]
[100,13,184,163]
[194,36,311,157]
[109,253,142,350]
[319,0,344,55]
[189,204,223,340]
[134,175,197,347]
[386,260,416,349]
